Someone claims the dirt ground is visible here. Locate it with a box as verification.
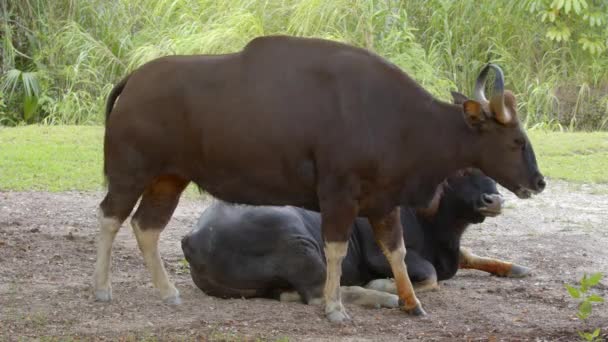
[1,180,607,341]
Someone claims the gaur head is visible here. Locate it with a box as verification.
[451,64,545,199]
[442,169,502,224]
[418,169,502,224]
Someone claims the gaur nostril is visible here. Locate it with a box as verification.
[481,194,494,205]
[536,177,546,190]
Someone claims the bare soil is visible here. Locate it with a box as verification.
[1,180,607,341]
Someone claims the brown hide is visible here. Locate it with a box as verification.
[103,36,543,218]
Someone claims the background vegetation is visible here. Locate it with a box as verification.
[1,0,607,129]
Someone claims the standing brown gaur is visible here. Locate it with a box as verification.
[93,35,545,322]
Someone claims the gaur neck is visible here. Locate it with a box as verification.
[394,97,481,209]
[418,204,470,255]
[419,208,470,281]
[419,99,479,173]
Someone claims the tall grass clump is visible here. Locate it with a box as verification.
[1,0,607,129]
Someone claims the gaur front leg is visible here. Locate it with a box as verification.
[459,247,531,278]
[319,194,358,323]
[369,207,426,316]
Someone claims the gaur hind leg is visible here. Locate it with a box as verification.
[366,250,439,295]
[369,207,426,316]
[130,175,189,304]
[94,180,145,302]
[459,247,531,278]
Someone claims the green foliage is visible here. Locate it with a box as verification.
[1,68,42,123]
[405,0,608,130]
[1,0,608,129]
[565,272,605,341]
[580,329,603,342]
[526,0,607,55]
[0,91,7,123]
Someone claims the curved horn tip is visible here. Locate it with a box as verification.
[483,63,505,79]
[486,62,501,69]
[474,63,506,103]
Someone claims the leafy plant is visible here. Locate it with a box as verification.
[565,272,605,341]
[1,68,41,123]
[526,0,608,55]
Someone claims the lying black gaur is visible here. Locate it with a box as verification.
[182,169,531,309]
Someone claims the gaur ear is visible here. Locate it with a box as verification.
[462,100,485,127]
[451,91,469,105]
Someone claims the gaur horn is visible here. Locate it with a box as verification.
[474,63,511,124]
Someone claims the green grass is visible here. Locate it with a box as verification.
[0,126,607,192]
[0,125,103,191]
[528,130,608,183]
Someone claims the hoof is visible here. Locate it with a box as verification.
[326,309,351,323]
[507,264,532,278]
[95,289,112,302]
[402,305,427,316]
[163,294,182,305]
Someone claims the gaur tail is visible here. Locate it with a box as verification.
[102,75,130,183]
[104,75,129,125]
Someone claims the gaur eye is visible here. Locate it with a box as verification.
[514,138,526,151]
